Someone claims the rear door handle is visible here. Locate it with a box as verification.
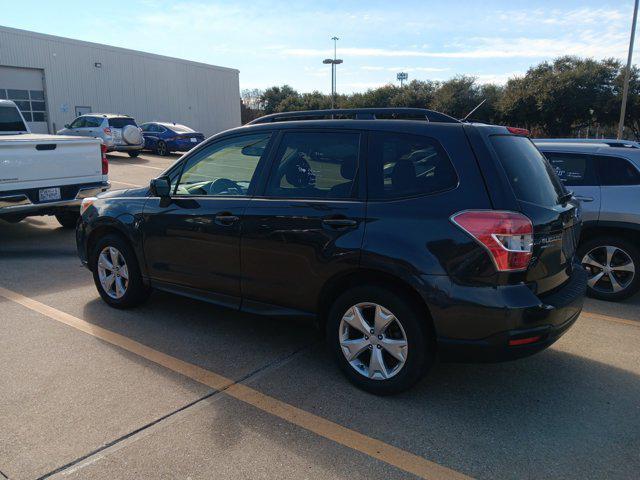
[574,195,594,202]
[215,213,239,225]
[322,217,357,228]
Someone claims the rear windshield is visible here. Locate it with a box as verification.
[0,106,27,132]
[108,117,137,128]
[169,124,194,133]
[490,135,564,207]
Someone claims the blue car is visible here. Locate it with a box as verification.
[140,122,205,156]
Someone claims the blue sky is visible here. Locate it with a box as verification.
[2,0,638,93]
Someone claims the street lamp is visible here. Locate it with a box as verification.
[322,36,343,109]
[397,72,408,87]
[618,0,639,139]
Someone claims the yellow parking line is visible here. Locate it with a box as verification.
[0,285,471,480]
[582,311,640,328]
[110,180,142,188]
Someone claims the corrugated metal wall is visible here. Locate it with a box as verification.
[0,26,241,136]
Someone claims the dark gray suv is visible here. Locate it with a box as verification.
[536,139,640,301]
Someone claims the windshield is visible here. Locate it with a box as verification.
[0,106,27,132]
[490,135,565,207]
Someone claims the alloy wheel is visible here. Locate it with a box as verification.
[338,302,408,380]
[157,142,167,156]
[97,246,129,299]
[582,245,635,294]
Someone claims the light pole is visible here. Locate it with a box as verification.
[618,0,639,139]
[323,36,343,109]
[397,72,408,87]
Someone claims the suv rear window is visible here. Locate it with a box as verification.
[108,117,137,128]
[0,106,27,132]
[490,135,564,207]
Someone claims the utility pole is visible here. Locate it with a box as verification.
[323,36,342,109]
[618,0,639,139]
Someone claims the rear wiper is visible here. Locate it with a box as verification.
[559,191,573,204]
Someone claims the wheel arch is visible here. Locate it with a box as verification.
[317,268,436,337]
[86,220,143,275]
[580,222,640,247]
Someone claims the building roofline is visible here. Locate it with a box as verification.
[0,25,239,74]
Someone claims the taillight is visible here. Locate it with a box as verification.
[506,126,530,136]
[101,143,108,175]
[450,210,533,271]
[103,127,112,136]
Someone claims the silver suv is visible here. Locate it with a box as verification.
[58,114,144,157]
[535,139,640,301]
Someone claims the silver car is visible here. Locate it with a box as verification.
[535,140,640,301]
[58,114,144,157]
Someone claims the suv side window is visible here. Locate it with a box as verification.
[596,155,640,186]
[84,116,102,128]
[69,117,85,128]
[265,131,361,199]
[175,133,271,197]
[368,131,458,200]
[544,152,597,186]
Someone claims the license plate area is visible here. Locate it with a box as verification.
[39,187,61,202]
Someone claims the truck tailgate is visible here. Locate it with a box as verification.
[0,135,104,191]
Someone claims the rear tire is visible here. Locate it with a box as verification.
[326,284,433,395]
[90,233,150,308]
[128,151,140,158]
[578,236,640,301]
[55,211,80,229]
[155,141,169,156]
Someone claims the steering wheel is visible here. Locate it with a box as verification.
[208,178,243,195]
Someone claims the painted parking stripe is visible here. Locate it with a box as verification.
[109,180,142,188]
[582,311,640,328]
[0,286,472,480]
[109,163,164,171]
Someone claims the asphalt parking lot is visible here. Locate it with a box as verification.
[1,151,639,480]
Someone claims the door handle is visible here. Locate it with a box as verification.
[574,195,594,202]
[322,217,357,228]
[215,213,239,225]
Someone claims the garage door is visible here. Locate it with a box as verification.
[0,66,49,133]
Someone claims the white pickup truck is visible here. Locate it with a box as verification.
[0,100,109,228]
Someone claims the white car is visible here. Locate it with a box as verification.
[57,113,145,157]
[0,100,109,228]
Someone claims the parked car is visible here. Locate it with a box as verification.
[58,114,144,157]
[140,122,205,156]
[76,108,586,394]
[535,139,640,301]
[0,100,109,228]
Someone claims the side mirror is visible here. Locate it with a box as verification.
[150,176,172,198]
[64,124,70,128]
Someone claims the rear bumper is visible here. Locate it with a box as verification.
[169,140,202,151]
[435,265,587,363]
[0,182,110,217]
[107,144,144,152]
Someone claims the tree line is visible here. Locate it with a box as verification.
[241,56,640,139]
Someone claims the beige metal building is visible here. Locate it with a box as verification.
[0,26,240,135]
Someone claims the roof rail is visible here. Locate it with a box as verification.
[248,108,460,125]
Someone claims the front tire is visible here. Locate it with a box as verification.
[579,236,640,301]
[90,234,150,308]
[326,285,433,395]
[128,151,140,158]
[55,210,80,229]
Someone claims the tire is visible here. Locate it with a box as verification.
[55,210,80,229]
[128,151,140,158]
[578,236,640,301]
[326,284,433,395]
[90,233,150,308]
[155,141,169,156]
